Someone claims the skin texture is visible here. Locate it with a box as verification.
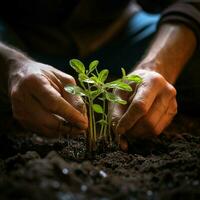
[111,23,197,151]
[0,43,88,137]
[9,61,88,137]
[0,23,196,144]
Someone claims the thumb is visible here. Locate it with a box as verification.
[110,102,127,134]
[110,89,130,134]
[53,70,87,116]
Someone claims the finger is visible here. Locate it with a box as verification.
[51,68,76,86]
[110,88,132,133]
[55,115,86,136]
[16,94,85,137]
[154,98,177,134]
[41,71,63,95]
[110,101,128,132]
[128,84,176,137]
[21,119,85,138]
[26,75,88,130]
[52,70,87,115]
[11,76,74,137]
[62,91,87,115]
[15,92,67,137]
[116,75,164,135]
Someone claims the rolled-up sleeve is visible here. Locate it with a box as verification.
[160,1,200,48]
[137,0,200,48]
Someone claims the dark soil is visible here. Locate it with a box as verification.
[0,113,200,200]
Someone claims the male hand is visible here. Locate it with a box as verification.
[9,60,88,137]
[111,69,177,151]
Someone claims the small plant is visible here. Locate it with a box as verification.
[65,59,142,151]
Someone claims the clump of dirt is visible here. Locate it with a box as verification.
[0,114,200,200]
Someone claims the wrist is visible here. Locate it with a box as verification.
[133,57,176,83]
[133,54,185,86]
[131,23,197,85]
[7,52,31,72]
[6,53,33,96]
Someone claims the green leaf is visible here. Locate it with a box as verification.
[90,89,102,99]
[89,60,99,73]
[97,119,108,125]
[69,59,85,74]
[105,82,132,92]
[121,68,126,77]
[92,104,104,114]
[98,69,109,83]
[105,92,115,102]
[78,73,88,80]
[83,79,95,84]
[64,85,86,96]
[64,85,76,94]
[115,98,127,105]
[90,75,99,83]
[79,73,95,83]
[105,92,127,105]
[106,79,122,85]
[126,74,142,83]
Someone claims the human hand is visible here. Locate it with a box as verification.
[111,69,177,151]
[8,59,88,137]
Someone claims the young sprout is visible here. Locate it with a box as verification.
[65,59,142,151]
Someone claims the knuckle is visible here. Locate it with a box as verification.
[151,73,165,86]
[21,74,45,88]
[134,100,148,115]
[66,75,76,84]
[22,74,38,84]
[167,84,177,97]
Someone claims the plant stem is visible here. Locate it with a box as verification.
[92,106,96,142]
[107,112,112,145]
[100,95,106,140]
[88,102,93,151]
[103,115,108,142]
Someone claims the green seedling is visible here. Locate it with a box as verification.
[65,59,142,151]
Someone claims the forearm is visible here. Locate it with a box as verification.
[0,42,29,107]
[134,23,197,84]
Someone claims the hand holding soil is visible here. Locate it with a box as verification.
[111,69,177,150]
[8,60,88,137]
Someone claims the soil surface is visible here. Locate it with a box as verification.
[0,113,200,200]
